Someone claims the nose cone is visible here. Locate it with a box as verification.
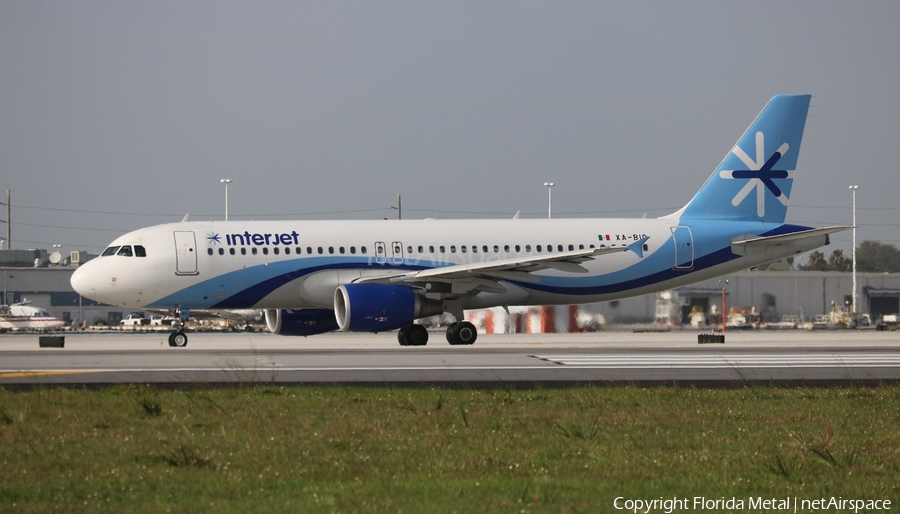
[70,263,98,300]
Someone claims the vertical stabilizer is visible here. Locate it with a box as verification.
[672,94,811,223]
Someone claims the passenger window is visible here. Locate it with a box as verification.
[439,246,445,253]
[307,247,313,254]
[318,247,324,255]
[483,245,488,253]
[328,247,334,254]
[494,245,500,253]
[207,248,213,256]
[340,247,345,254]
[296,247,301,254]
[417,246,423,253]
[230,248,236,255]
[590,244,595,249]
[579,244,584,250]
[471,246,477,253]
[450,245,456,253]
[273,247,280,255]
[263,248,269,255]
[525,245,531,252]
[407,246,413,254]
[515,245,520,252]
[217,248,224,255]
[134,245,147,257]
[101,246,120,257]
[350,246,356,254]
[536,245,542,252]
[252,248,258,255]
[284,247,290,255]
[117,246,133,257]
[361,246,367,254]
[241,248,247,255]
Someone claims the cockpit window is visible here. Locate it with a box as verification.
[101,246,121,257]
[117,246,133,257]
[134,245,147,257]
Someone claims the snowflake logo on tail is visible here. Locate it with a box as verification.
[718,131,793,217]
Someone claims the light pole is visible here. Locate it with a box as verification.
[718,279,729,333]
[849,185,859,315]
[220,179,232,221]
[543,182,555,219]
[390,193,402,220]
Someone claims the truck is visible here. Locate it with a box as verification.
[120,313,148,326]
[877,314,900,331]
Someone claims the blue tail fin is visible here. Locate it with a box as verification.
[674,94,811,223]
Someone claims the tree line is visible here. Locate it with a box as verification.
[796,241,900,272]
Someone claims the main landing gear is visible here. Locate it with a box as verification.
[398,324,429,346]
[396,321,478,346]
[446,321,477,345]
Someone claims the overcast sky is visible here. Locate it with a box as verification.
[2,1,898,261]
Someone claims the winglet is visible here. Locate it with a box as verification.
[627,236,650,258]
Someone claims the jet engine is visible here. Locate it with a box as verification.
[264,308,339,336]
[334,283,441,332]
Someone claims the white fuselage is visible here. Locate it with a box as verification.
[70,217,824,314]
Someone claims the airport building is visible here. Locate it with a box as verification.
[3,248,900,328]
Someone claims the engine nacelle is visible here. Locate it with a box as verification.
[334,283,441,332]
[264,308,339,336]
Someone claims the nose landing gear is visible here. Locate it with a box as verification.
[167,306,189,347]
[167,329,188,347]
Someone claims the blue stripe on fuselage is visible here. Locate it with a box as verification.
[148,221,807,310]
[509,246,739,296]
[146,257,435,309]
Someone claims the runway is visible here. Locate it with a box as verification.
[2,330,900,386]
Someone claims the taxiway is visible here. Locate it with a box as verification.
[1,330,899,386]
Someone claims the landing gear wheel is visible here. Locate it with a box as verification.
[397,325,428,346]
[168,330,188,347]
[406,325,428,346]
[446,321,477,345]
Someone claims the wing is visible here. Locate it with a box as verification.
[356,237,649,295]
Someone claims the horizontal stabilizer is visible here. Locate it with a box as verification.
[732,226,849,247]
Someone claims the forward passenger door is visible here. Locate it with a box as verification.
[174,231,198,275]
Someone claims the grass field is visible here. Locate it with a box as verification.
[1,385,899,513]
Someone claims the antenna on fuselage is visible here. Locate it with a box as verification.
[181,213,190,223]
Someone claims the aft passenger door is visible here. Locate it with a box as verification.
[174,231,198,275]
[672,226,694,270]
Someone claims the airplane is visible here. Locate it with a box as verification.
[0,301,66,331]
[71,94,846,347]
